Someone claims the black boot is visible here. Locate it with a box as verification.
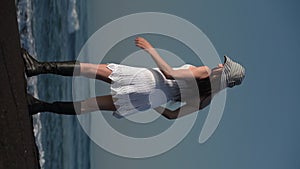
[21,48,81,77]
[26,94,81,115]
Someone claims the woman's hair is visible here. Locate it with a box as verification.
[196,68,223,108]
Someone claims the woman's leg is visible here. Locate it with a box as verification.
[21,48,80,77]
[79,63,112,83]
[22,48,113,83]
[81,95,116,113]
[27,94,116,115]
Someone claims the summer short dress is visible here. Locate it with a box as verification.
[106,63,193,118]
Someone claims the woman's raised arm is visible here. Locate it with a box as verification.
[135,37,211,79]
[135,37,174,77]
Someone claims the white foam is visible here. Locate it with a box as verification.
[68,0,80,33]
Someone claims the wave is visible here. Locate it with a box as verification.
[68,0,80,33]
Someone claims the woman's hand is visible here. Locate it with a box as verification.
[135,37,154,53]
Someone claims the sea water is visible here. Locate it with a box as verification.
[16,0,90,168]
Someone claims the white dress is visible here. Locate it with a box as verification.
[106,63,193,118]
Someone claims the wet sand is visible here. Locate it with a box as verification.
[0,0,40,168]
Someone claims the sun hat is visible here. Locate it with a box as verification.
[222,56,245,88]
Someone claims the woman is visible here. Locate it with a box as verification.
[23,37,245,119]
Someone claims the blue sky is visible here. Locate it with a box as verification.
[86,0,300,168]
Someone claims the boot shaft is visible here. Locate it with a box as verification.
[40,61,80,76]
[27,94,81,115]
[21,48,81,77]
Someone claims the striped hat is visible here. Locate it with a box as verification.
[222,56,245,88]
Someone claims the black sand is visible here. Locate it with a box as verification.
[0,0,40,168]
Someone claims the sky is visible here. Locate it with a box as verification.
[85,0,300,168]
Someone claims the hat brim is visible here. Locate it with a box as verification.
[223,56,229,64]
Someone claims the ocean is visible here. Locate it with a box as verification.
[16,0,90,168]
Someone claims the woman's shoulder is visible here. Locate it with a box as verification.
[180,64,209,71]
[174,63,196,69]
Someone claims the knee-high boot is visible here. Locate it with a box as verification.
[21,48,81,77]
[27,94,81,115]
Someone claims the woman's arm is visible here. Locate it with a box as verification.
[155,95,211,120]
[154,103,200,120]
[135,37,210,79]
[135,37,174,78]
